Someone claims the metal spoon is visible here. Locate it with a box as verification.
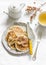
[32,25,44,61]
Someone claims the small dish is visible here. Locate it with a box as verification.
[2,22,35,55]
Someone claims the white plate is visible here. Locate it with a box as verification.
[2,22,35,55]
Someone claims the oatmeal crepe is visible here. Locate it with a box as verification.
[6,25,28,51]
[15,35,28,51]
[8,26,27,36]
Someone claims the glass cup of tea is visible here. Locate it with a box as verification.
[38,11,46,26]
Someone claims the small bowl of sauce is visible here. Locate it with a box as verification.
[38,11,46,26]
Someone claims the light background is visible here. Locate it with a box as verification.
[0,0,46,65]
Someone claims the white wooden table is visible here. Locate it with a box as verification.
[0,0,46,65]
